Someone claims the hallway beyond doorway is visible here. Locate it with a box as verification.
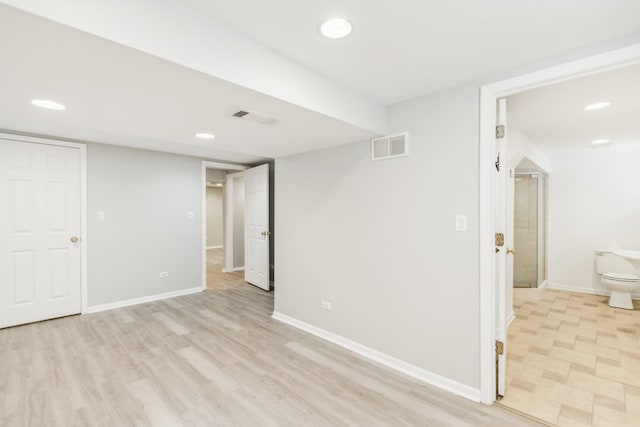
[206,247,243,291]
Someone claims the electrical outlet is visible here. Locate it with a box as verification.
[159,272,169,278]
[97,211,105,221]
[187,211,194,220]
[321,301,332,310]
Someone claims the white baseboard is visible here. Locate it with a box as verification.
[206,245,223,250]
[548,282,640,300]
[85,286,203,314]
[539,279,549,290]
[221,266,244,273]
[507,311,515,328]
[271,311,481,403]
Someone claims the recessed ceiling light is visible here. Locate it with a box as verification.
[591,139,611,145]
[195,133,215,140]
[584,102,610,111]
[320,18,353,39]
[31,99,66,110]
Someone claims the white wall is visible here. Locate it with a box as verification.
[275,82,481,389]
[87,143,202,307]
[206,186,223,247]
[547,145,640,295]
[507,130,552,173]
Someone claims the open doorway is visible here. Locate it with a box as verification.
[204,167,245,290]
[201,161,273,292]
[202,162,246,291]
[484,58,640,425]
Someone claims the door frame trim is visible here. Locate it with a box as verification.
[201,161,247,291]
[0,132,88,314]
[478,43,640,404]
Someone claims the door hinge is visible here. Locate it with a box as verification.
[495,340,504,355]
[495,153,500,172]
[496,125,505,139]
[495,233,504,247]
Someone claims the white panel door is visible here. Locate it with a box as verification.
[244,164,270,290]
[495,98,508,397]
[0,139,82,328]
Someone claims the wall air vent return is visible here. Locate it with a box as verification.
[232,109,281,125]
[206,168,226,183]
[371,132,409,160]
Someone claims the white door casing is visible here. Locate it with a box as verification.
[244,164,270,290]
[495,98,508,397]
[0,138,83,328]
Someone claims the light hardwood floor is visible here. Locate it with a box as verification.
[0,249,542,426]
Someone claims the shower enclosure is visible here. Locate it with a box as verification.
[513,172,547,288]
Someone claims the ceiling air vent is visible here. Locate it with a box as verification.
[371,132,409,160]
[232,109,280,125]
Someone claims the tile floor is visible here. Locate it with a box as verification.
[500,289,640,426]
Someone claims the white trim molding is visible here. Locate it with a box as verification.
[272,312,481,403]
[479,43,640,404]
[548,282,640,301]
[221,267,244,273]
[86,286,203,314]
[506,311,516,328]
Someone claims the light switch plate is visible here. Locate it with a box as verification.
[97,211,105,221]
[455,214,467,232]
[187,211,194,220]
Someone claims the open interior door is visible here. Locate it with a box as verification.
[244,164,270,291]
[495,98,508,398]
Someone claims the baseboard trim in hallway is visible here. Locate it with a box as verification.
[272,311,481,403]
[85,286,204,314]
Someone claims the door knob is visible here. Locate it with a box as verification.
[70,236,79,243]
[507,248,516,255]
[261,231,272,237]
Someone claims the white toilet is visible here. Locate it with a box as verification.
[594,249,640,309]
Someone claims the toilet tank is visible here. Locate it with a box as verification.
[594,250,637,274]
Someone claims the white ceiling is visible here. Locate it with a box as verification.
[508,62,640,152]
[182,0,640,104]
[0,4,378,164]
[2,1,640,164]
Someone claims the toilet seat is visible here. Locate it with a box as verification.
[603,272,640,282]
